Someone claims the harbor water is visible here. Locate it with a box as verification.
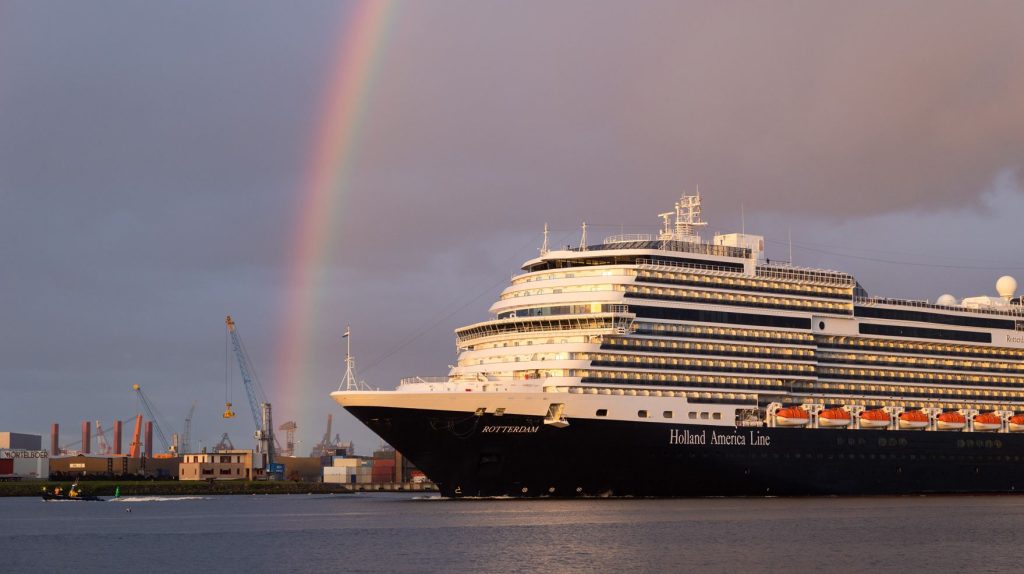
[2,493,1023,573]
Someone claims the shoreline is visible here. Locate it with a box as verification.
[0,480,436,497]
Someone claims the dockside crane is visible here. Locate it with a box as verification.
[311,413,333,457]
[182,401,196,454]
[94,421,111,455]
[224,315,278,476]
[128,414,143,457]
[132,384,176,454]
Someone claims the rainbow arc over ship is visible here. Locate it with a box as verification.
[275,0,394,426]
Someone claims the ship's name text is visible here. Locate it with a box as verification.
[482,425,540,433]
[668,429,770,447]
[1007,334,1024,344]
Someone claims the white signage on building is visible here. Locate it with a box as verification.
[0,449,49,459]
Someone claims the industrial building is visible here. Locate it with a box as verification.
[0,432,48,480]
[179,450,259,480]
[49,454,180,479]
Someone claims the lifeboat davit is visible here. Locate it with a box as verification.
[819,408,852,427]
[936,412,966,431]
[974,413,1002,431]
[860,409,890,429]
[775,407,810,427]
[898,410,929,430]
[1009,415,1024,433]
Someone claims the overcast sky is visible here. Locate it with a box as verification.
[2,1,1023,455]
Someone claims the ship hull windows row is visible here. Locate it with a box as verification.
[588,357,814,376]
[631,306,812,330]
[817,367,1024,388]
[634,323,815,346]
[602,338,815,360]
[625,289,851,315]
[817,351,1024,375]
[635,273,853,300]
[816,336,1024,360]
[855,306,1017,331]
[859,323,992,344]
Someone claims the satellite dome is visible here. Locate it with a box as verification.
[936,294,958,306]
[997,276,1017,300]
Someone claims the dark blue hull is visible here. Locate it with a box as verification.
[346,406,1024,497]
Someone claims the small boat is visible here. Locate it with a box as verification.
[819,408,851,427]
[775,407,810,427]
[41,481,104,502]
[974,413,1002,431]
[1009,415,1024,433]
[860,409,891,429]
[41,492,104,502]
[936,412,966,431]
[898,410,929,430]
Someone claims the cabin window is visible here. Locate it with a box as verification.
[596,409,608,417]
[688,412,697,420]
[713,412,722,420]
[700,412,710,420]
[638,410,649,418]
[663,411,673,419]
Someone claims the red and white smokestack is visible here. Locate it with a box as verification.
[82,420,91,454]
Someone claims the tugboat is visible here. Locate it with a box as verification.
[41,481,104,502]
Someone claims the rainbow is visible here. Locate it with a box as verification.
[275,0,395,426]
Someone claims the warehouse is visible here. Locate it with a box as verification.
[0,432,48,480]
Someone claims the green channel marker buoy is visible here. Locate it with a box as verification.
[115,486,120,498]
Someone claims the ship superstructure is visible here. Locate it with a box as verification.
[334,194,1024,497]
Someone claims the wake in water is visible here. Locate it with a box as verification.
[108,496,208,503]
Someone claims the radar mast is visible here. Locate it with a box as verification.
[659,192,707,243]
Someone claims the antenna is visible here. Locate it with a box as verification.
[672,192,707,242]
[788,228,793,265]
[339,326,368,392]
[579,221,588,251]
[658,212,673,240]
[540,223,549,255]
[741,203,745,235]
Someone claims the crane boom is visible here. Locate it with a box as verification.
[95,421,110,455]
[182,401,196,454]
[128,414,143,458]
[225,316,268,430]
[132,384,173,453]
[224,315,279,475]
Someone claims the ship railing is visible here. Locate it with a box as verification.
[456,312,635,347]
[636,258,746,276]
[854,296,1024,318]
[756,264,856,287]
[603,233,653,244]
[569,239,750,259]
[399,377,450,386]
[637,258,857,288]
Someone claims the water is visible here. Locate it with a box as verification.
[2,493,1022,573]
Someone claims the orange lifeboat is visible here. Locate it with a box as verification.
[898,410,929,430]
[775,407,810,427]
[819,408,852,427]
[860,409,891,429]
[936,412,966,431]
[1009,415,1024,433]
[974,413,1002,432]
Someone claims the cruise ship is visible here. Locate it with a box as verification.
[333,194,1024,497]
